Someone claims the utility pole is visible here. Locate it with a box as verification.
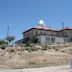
[7,26,9,37]
[62,22,64,29]
[6,26,10,45]
[62,22,65,43]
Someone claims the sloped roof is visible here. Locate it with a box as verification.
[59,27,72,31]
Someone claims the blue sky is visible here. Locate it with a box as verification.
[0,0,72,40]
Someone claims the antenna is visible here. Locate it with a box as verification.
[49,26,51,30]
[62,22,64,29]
[62,22,65,43]
[7,25,9,37]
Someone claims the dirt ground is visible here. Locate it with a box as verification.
[0,65,72,72]
[0,47,71,69]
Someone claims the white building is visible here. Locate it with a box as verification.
[36,35,65,45]
[16,20,72,45]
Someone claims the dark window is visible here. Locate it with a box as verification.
[51,37,55,43]
[30,32,31,36]
[41,32,42,34]
[46,37,50,42]
[27,32,29,36]
[36,31,38,35]
[44,32,45,34]
[32,31,33,35]
[51,33,54,35]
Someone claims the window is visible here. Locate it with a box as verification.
[46,37,50,42]
[36,31,38,35]
[51,33,54,35]
[44,32,45,34]
[32,31,33,35]
[51,37,55,43]
[40,32,42,34]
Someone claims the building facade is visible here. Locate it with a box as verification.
[16,20,72,45]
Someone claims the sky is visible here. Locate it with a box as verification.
[0,0,72,40]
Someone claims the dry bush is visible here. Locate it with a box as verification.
[7,48,14,53]
[31,47,40,51]
[6,47,16,53]
[0,44,7,50]
[47,46,52,50]
[29,56,48,64]
[29,43,34,47]
[17,47,25,52]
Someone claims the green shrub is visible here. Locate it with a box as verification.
[0,40,8,45]
[31,37,38,43]
[0,44,7,49]
[22,37,30,43]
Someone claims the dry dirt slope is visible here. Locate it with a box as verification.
[0,47,71,69]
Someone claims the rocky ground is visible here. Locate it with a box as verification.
[0,43,72,69]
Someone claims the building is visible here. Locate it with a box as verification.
[16,20,72,45]
[15,39,23,44]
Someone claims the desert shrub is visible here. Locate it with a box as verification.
[7,48,14,53]
[64,44,69,47]
[41,47,46,50]
[0,40,8,45]
[26,42,30,46]
[41,45,47,50]
[29,60,36,64]
[68,48,72,54]
[21,47,25,51]
[17,47,25,52]
[25,47,29,50]
[19,44,26,47]
[28,49,32,52]
[31,47,40,51]
[47,46,51,50]
[54,48,59,51]
[52,46,56,49]
[29,43,34,47]
[61,50,65,52]
[25,47,32,52]
[10,49,14,52]
[0,44,7,49]
[49,46,51,49]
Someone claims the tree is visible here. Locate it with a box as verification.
[31,37,38,43]
[5,36,15,45]
[0,39,8,45]
[22,37,30,43]
[22,37,30,46]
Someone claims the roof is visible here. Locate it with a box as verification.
[59,27,72,32]
[34,25,48,30]
[15,39,23,43]
[23,27,58,34]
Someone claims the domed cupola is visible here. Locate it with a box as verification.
[34,20,48,30]
[38,20,46,26]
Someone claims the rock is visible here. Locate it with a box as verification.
[34,45,42,49]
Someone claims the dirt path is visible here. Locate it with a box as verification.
[0,65,72,72]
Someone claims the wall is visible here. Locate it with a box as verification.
[23,28,57,39]
[36,35,65,45]
[55,37,64,44]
